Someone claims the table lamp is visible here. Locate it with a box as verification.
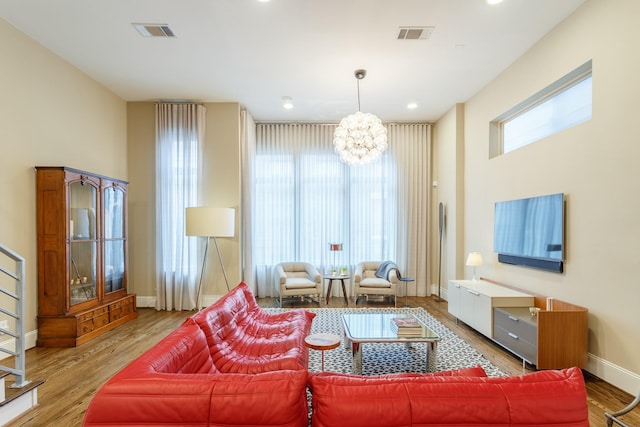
[329,243,342,275]
[466,252,483,281]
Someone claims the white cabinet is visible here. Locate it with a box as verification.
[460,287,492,337]
[447,280,533,339]
[447,281,462,319]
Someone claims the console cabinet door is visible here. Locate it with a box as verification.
[447,281,462,319]
[472,291,492,337]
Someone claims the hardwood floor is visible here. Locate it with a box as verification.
[5,296,638,426]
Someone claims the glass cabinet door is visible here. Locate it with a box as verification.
[104,185,126,293]
[69,180,98,305]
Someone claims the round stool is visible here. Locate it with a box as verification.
[304,333,341,371]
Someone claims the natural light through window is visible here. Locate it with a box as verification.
[490,60,592,157]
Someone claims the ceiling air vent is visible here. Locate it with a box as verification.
[397,26,434,40]
[132,23,175,37]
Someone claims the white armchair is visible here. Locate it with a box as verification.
[275,262,323,307]
[353,261,398,306]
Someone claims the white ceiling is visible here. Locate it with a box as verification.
[0,0,586,123]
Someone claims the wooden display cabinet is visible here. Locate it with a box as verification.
[36,166,137,347]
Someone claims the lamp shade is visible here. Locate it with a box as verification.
[186,207,235,237]
[466,252,484,267]
[329,243,343,251]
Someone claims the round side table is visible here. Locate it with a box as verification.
[323,275,350,305]
[399,277,415,307]
[304,333,341,371]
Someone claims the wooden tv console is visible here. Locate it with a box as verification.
[448,278,588,370]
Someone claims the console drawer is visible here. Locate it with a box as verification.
[494,307,537,345]
[494,324,537,364]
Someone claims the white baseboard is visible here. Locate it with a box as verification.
[0,330,38,361]
[135,295,224,310]
[587,353,640,395]
[135,295,156,308]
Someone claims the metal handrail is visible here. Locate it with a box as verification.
[0,242,29,388]
[606,391,640,427]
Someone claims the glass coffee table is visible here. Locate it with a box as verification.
[342,313,440,374]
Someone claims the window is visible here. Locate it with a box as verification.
[253,128,397,268]
[155,103,205,310]
[490,60,592,157]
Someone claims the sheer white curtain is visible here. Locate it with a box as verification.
[155,103,206,310]
[387,124,432,296]
[250,123,431,298]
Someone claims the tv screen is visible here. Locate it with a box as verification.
[494,193,564,273]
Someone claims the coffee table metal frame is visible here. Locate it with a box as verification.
[341,312,440,375]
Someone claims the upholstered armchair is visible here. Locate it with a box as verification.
[275,262,323,307]
[353,261,398,306]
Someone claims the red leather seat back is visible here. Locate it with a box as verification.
[191,282,315,373]
[308,367,588,427]
[111,323,216,379]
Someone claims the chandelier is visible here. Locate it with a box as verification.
[333,69,388,164]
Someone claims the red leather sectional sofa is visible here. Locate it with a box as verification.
[83,282,589,426]
[83,282,315,426]
[309,367,589,426]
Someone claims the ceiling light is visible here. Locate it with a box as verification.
[282,96,294,109]
[407,102,418,109]
[486,0,504,4]
[333,69,388,165]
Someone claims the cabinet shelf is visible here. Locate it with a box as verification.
[36,166,137,347]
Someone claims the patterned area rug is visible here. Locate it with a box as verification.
[268,307,506,377]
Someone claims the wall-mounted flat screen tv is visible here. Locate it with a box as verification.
[494,193,564,273]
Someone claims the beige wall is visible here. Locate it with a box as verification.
[0,19,127,339]
[127,102,242,304]
[432,104,466,295]
[435,0,640,393]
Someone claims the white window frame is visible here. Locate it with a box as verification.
[490,60,592,158]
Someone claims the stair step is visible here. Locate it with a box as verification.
[1,379,44,407]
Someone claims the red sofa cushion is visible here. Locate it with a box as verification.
[209,370,309,427]
[190,282,315,373]
[308,366,588,427]
[83,369,308,427]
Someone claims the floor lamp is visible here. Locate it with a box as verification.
[186,207,235,309]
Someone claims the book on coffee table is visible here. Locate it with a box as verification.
[390,317,423,336]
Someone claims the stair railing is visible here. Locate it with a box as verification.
[0,242,29,388]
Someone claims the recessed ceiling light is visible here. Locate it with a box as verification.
[407,102,418,110]
[282,96,294,109]
[486,0,504,5]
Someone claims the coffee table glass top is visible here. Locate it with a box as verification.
[342,313,439,341]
